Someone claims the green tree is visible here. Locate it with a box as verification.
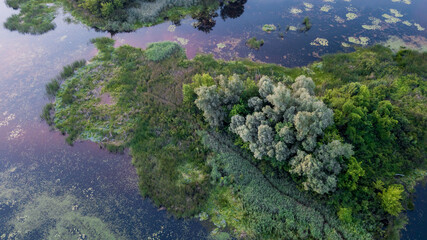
[101,2,114,17]
[379,184,404,216]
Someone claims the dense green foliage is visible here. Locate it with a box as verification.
[43,39,426,239]
[183,45,426,238]
[191,74,354,194]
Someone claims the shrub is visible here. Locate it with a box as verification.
[144,41,186,62]
[380,184,404,216]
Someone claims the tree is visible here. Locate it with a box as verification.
[379,184,404,216]
[194,74,355,194]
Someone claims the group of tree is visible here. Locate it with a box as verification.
[186,74,357,194]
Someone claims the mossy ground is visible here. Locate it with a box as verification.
[44,38,426,239]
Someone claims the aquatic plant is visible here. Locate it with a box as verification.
[382,13,401,23]
[390,8,403,17]
[167,24,176,32]
[176,37,189,46]
[216,43,226,49]
[392,0,411,3]
[262,24,276,32]
[334,15,345,23]
[300,16,312,32]
[287,25,297,31]
[348,36,370,45]
[310,37,328,46]
[245,37,264,50]
[346,12,358,20]
[289,7,302,14]
[362,17,382,30]
[303,2,313,11]
[414,23,425,31]
[320,5,332,12]
[402,20,412,26]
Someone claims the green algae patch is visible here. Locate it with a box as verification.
[43,39,426,239]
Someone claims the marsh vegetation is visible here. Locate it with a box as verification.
[42,38,426,239]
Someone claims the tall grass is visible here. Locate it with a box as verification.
[45,60,86,99]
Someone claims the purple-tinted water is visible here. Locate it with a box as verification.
[0,0,426,239]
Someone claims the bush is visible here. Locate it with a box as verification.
[144,41,186,62]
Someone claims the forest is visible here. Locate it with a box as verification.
[42,38,426,239]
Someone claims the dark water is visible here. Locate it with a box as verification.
[0,0,426,239]
[402,181,427,240]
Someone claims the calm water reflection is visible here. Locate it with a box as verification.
[1,0,426,239]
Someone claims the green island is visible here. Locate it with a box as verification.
[4,0,246,34]
[42,37,426,239]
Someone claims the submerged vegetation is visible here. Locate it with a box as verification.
[43,38,426,239]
